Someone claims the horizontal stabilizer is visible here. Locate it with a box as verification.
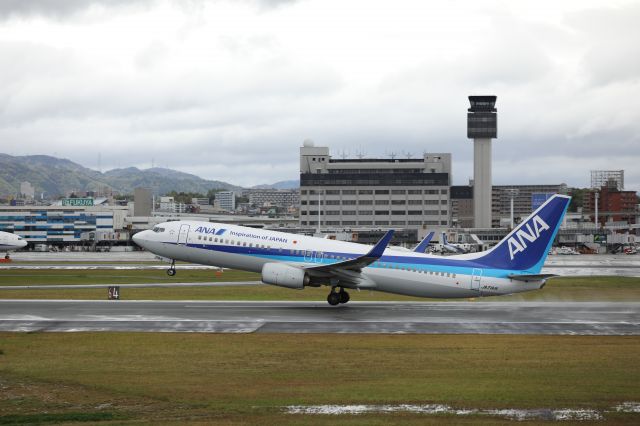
[508,273,557,282]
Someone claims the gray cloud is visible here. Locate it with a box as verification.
[0,0,156,20]
[0,0,637,190]
[0,0,301,20]
[567,3,640,86]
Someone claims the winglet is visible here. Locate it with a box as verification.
[367,230,395,259]
[413,231,434,253]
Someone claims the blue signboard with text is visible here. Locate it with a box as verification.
[531,193,555,210]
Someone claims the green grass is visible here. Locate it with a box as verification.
[0,333,638,424]
[0,268,638,301]
[0,411,121,425]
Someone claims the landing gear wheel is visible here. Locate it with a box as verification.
[4,254,9,260]
[339,290,350,304]
[327,292,341,306]
[167,260,176,276]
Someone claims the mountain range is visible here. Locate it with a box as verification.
[0,154,297,197]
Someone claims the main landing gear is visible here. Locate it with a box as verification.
[327,287,350,306]
[166,260,176,276]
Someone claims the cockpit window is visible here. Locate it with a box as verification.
[152,227,166,233]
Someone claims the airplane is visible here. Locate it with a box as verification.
[0,231,27,259]
[132,194,570,305]
[440,233,471,254]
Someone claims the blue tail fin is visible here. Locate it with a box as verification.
[475,194,571,273]
[414,231,434,253]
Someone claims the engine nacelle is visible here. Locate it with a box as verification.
[261,263,309,290]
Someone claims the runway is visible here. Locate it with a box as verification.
[0,300,638,335]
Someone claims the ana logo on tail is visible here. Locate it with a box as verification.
[508,215,550,260]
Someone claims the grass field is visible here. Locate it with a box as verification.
[1,269,639,424]
[1,333,639,424]
[0,268,639,301]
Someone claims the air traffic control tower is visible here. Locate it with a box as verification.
[467,95,497,228]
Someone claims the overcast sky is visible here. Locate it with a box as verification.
[0,0,638,190]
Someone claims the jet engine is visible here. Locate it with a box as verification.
[261,263,310,289]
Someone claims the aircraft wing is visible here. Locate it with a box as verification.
[304,230,394,275]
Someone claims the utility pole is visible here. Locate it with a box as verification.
[505,189,519,229]
[317,189,321,234]
[594,189,599,229]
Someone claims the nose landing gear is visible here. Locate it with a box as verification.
[166,260,176,276]
[327,287,350,306]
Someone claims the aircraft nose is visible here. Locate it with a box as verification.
[19,240,27,248]
[132,230,150,248]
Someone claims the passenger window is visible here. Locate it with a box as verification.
[214,238,218,243]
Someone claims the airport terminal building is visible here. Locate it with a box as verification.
[299,142,451,231]
[0,205,117,246]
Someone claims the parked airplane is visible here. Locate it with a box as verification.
[0,231,27,259]
[133,195,570,305]
[441,233,471,254]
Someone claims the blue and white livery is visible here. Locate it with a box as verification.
[133,194,570,305]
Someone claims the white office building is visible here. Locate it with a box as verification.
[215,191,236,212]
[299,142,451,230]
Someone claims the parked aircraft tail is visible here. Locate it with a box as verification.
[413,231,434,253]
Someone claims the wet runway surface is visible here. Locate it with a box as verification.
[1,300,638,335]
